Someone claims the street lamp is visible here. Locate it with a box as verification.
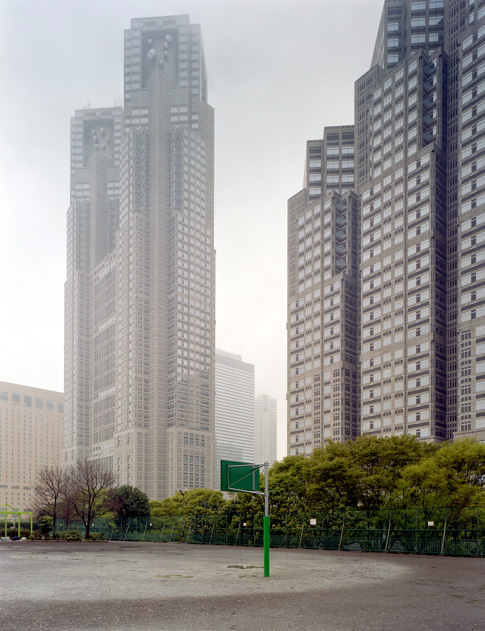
[179,490,185,543]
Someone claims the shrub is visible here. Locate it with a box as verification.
[1,528,31,538]
[63,531,82,541]
[87,532,105,541]
[39,516,53,537]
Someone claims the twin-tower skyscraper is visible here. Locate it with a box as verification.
[64,16,215,499]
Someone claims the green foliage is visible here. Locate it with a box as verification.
[63,438,483,539]
[38,515,53,537]
[109,485,150,523]
[150,488,227,519]
[62,530,82,541]
[397,439,485,519]
[226,437,485,525]
[86,532,105,541]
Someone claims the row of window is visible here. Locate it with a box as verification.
[0,393,63,412]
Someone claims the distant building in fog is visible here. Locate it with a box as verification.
[0,382,63,510]
[64,15,216,499]
[215,350,255,487]
[254,394,277,466]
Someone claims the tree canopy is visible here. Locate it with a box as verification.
[35,438,484,536]
[150,488,226,518]
[109,485,150,523]
[229,436,485,525]
[148,438,485,528]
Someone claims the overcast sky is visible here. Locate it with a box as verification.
[0,0,383,458]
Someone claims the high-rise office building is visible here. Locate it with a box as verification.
[254,394,277,466]
[288,0,485,452]
[356,2,448,441]
[65,15,216,498]
[288,127,360,455]
[215,350,255,486]
[0,382,64,510]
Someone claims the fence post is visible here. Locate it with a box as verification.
[415,508,418,552]
[384,512,392,552]
[441,513,448,555]
[299,521,305,548]
[338,514,346,550]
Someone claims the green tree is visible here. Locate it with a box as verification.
[434,438,485,492]
[150,488,226,518]
[267,455,308,525]
[302,436,431,513]
[38,515,53,538]
[347,434,430,510]
[398,439,485,518]
[109,485,150,524]
[305,443,364,511]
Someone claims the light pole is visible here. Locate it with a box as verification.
[179,490,185,543]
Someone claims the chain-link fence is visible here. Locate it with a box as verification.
[56,506,485,556]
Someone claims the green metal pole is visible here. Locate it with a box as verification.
[4,503,7,538]
[264,516,270,576]
[263,462,270,577]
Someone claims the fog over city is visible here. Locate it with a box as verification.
[0,0,383,458]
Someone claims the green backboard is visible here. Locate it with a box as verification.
[220,460,260,493]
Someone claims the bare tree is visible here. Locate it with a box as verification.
[35,465,66,538]
[68,459,115,539]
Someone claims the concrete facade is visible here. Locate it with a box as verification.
[65,15,216,498]
[0,382,63,510]
[288,127,360,454]
[288,0,485,452]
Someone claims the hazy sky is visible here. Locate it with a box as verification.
[0,0,383,458]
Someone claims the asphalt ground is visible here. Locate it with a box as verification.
[0,540,483,631]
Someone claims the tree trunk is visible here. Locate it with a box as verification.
[52,500,57,538]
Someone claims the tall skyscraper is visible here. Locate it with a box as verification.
[254,394,277,466]
[356,1,448,442]
[288,0,485,452]
[0,382,63,510]
[65,15,216,499]
[215,350,255,486]
[288,127,360,455]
